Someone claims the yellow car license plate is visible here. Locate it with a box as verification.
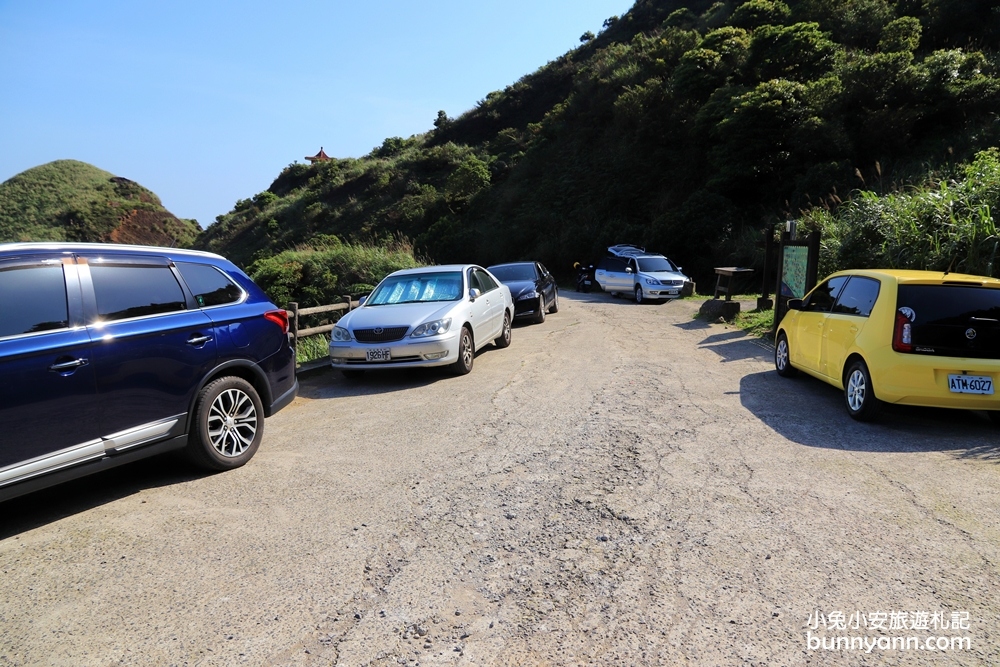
[947,374,993,395]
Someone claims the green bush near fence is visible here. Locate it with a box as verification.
[248,235,423,308]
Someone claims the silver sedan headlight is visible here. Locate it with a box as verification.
[331,326,352,342]
[410,318,452,338]
[644,277,661,285]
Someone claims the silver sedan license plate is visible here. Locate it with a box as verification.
[366,348,391,362]
[948,374,993,394]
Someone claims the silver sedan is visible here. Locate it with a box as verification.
[329,264,513,377]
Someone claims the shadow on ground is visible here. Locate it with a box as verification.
[677,323,999,460]
[298,344,510,399]
[0,454,206,539]
[676,324,775,362]
[739,370,1000,460]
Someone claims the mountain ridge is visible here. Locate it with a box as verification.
[187,0,1000,295]
[0,160,200,248]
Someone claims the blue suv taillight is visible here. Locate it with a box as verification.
[265,309,289,334]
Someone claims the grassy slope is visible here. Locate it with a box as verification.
[196,0,1000,292]
[0,160,200,246]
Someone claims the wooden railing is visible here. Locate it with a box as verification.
[287,296,359,371]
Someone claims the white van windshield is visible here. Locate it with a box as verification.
[637,257,676,273]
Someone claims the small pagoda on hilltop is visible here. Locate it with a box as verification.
[305,147,331,164]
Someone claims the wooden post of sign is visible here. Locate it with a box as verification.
[757,225,774,311]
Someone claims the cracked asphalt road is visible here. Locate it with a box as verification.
[1,292,998,666]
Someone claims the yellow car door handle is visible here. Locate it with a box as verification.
[849,326,859,333]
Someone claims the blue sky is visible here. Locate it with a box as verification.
[0,1,635,229]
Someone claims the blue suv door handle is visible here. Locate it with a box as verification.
[186,334,213,346]
[49,357,89,372]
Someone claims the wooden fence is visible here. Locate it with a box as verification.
[287,296,359,371]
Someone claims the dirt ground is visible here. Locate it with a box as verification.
[1,291,998,666]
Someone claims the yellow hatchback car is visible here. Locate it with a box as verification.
[775,269,1000,421]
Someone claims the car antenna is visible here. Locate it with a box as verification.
[944,255,956,276]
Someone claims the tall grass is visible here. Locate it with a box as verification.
[295,334,330,365]
[801,149,1000,277]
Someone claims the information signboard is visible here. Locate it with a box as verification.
[781,245,810,298]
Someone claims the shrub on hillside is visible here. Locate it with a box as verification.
[247,235,423,307]
[801,149,1000,277]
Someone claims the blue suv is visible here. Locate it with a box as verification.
[0,243,298,501]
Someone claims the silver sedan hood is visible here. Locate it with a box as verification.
[339,301,460,331]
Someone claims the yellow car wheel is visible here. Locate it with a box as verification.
[844,359,882,422]
[775,332,797,378]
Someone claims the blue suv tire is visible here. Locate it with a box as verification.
[187,376,264,470]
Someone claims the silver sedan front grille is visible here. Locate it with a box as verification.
[354,326,409,343]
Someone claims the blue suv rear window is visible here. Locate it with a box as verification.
[176,262,243,307]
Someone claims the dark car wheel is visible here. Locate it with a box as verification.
[452,326,474,375]
[844,359,882,422]
[494,311,512,348]
[187,376,264,471]
[775,332,798,378]
[534,295,546,324]
[549,290,559,313]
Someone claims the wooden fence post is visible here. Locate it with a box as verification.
[288,302,299,350]
[342,295,352,312]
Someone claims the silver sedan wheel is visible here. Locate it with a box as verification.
[450,327,474,376]
[846,369,867,412]
[462,333,473,367]
[207,388,258,457]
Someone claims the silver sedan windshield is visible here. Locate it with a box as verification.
[367,271,463,305]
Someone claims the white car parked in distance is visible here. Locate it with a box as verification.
[329,264,513,377]
[594,245,691,303]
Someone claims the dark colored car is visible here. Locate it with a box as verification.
[0,243,298,501]
[487,261,559,323]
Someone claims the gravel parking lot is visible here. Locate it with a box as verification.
[2,292,998,666]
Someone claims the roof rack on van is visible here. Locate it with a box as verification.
[607,244,647,258]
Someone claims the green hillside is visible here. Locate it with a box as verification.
[0,160,200,247]
[196,0,1000,298]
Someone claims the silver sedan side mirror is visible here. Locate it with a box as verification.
[468,288,481,301]
[358,295,368,306]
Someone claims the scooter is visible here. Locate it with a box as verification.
[574,262,594,292]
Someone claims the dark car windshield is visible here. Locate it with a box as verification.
[367,271,463,305]
[488,264,536,282]
[898,284,1000,358]
[637,257,677,273]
